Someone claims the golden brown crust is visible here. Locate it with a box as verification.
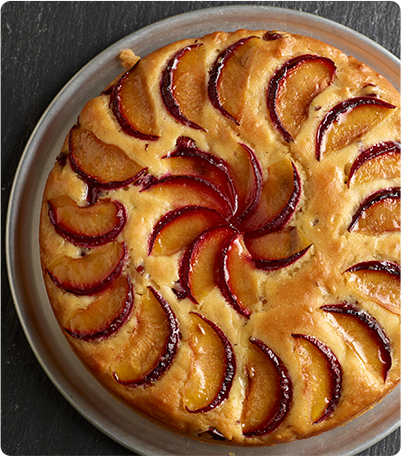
[39,29,400,446]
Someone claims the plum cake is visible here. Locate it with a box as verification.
[39,29,400,446]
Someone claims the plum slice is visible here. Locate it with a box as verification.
[179,225,238,304]
[241,341,283,436]
[208,36,260,124]
[64,275,133,341]
[69,125,146,191]
[267,54,336,142]
[245,226,310,260]
[47,241,127,296]
[162,137,237,211]
[292,334,342,424]
[110,60,159,140]
[245,227,312,271]
[241,157,301,236]
[218,233,259,318]
[160,44,205,130]
[112,286,179,387]
[344,261,400,315]
[316,97,396,160]
[321,302,392,381]
[148,206,227,256]
[263,31,284,41]
[251,247,311,271]
[184,312,235,413]
[140,175,233,220]
[229,143,263,225]
[48,195,126,247]
[242,338,292,437]
[348,187,400,234]
[348,141,400,187]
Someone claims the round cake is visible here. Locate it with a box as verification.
[39,29,400,446]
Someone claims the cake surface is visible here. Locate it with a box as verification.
[39,29,400,446]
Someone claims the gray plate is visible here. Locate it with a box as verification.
[6,5,400,456]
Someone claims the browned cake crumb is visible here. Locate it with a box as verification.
[39,29,400,446]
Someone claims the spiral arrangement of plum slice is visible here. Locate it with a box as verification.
[143,136,305,321]
[43,31,400,443]
[342,141,400,317]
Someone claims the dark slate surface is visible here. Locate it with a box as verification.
[2,2,400,455]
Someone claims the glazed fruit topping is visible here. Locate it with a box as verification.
[179,225,238,304]
[64,275,133,341]
[292,334,342,424]
[69,125,146,193]
[148,206,227,256]
[240,157,301,236]
[252,244,311,271]
[344,260,400,315]
[208,36,260,124]
[48,195,126,247]
[141,174,234,220]
[112,286,179,387]
[316,97,396,160]
[47,242,127,296]
[263,31,283,41]
[228,142,263,225]
[243,338,292,436]
[110,60,159,140]
[144,138,306,317]
[161,44,205,130]
[218,233,259,318]
[348,141,400,187]
[245,227,312,270]
[162,137,237,211]
[321,302,392,381]
[184,312,235,413]
[348,187,400,234]
[268,54,336,142]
